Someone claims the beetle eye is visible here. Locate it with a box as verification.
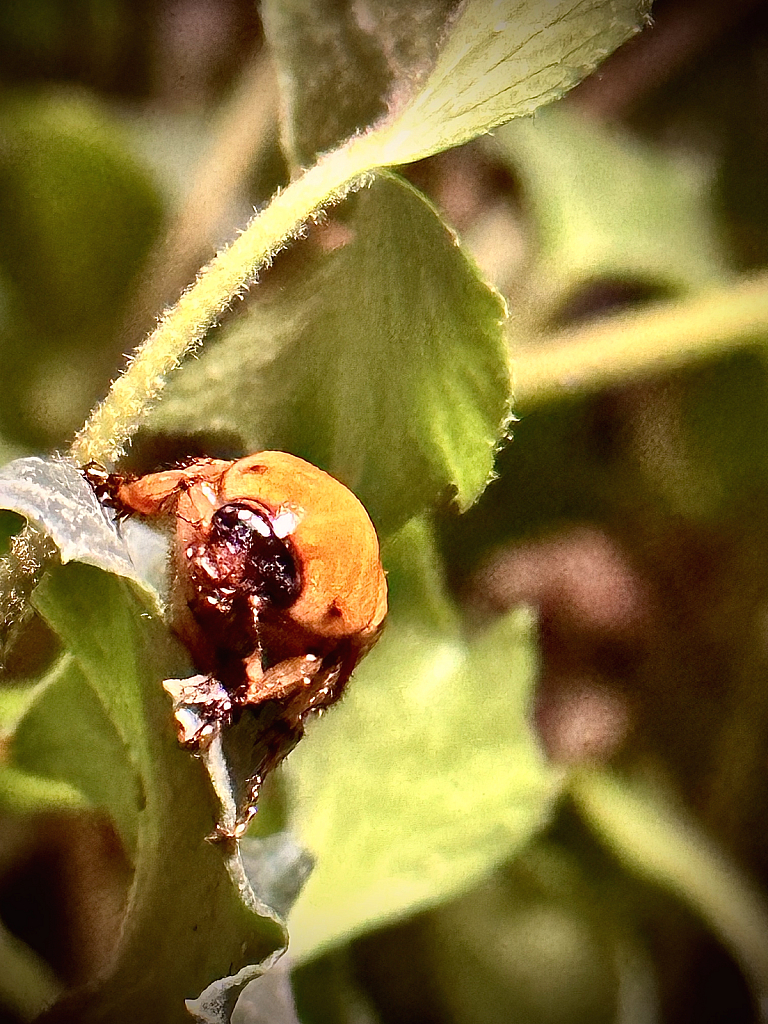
[209,502,301,609]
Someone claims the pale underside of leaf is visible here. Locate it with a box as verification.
[353,0,653,168]
[0,458,134,575]
[261,0,458,166]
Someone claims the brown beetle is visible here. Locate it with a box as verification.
[84,452,387,828]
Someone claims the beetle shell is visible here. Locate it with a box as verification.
[218,452,387,641]
[96,450,387,659]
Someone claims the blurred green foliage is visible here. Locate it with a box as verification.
[1,1,768,1024]
[0,90,162,450]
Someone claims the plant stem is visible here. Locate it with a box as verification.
[572,766,768,1010]
[70,146,374,468]
[0,920,63,1020]
[514,273,768,408]
[0,525,58,665]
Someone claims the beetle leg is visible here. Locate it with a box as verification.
[162,673,234,749]
[84,458,232,520]
[117,469,203,518]
[243,648,353,723]
[243,653,322,705]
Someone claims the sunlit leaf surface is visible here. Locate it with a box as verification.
[284,519,564,959]
[151,174,510,533]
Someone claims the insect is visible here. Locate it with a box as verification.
[83,452,387,835]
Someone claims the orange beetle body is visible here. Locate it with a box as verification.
[84,452,387,799]
[218,453,386,641]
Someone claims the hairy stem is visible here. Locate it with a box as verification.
[0,525,58,664]
[70,150,372,469]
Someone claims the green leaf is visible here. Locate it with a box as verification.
[150,173,510,533]
[78,0,652,466]
[262,0,650,172]
[0,461,317,1020]
[283,518,564,960]
[356,0,652,167]
[0,677,44,735]
[261,0,456,167]
[424,849,622,1024]
[187,834,313,1023]
[23,564,283,1024]
[0,762,86,816]
[11,655,143,855]
[0,90,163,450]
[492,105,729,321]
[0,90,162,335]
[0,658,99,820]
